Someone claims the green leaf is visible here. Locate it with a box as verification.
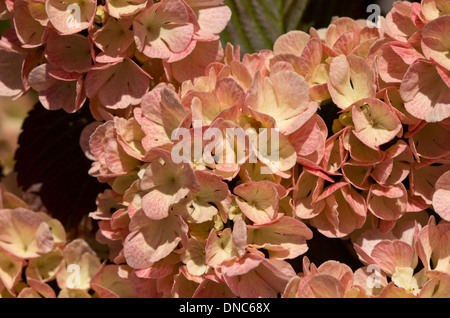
[0,20,10,37]
[14,103,109,230]
[221,0,371,55]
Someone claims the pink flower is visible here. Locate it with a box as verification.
[85,58,150,110]
[12,0,47,48]
[247,216,313,259]
[432,170,450,222]
[234,181,284,225]
[368,183,408,222]
[415,219,450,275]
[28,63,86,112]
[283,257,357,298]
[104,0,147,19]
[0,208,54,259]
[420,0,450,22]
[0,36,27,98]
[377,41,423,84]
[0,248,25,296]
[139,148,200,220]
[220,251,296,298]
[354,215,450,297]
[323,17,361,56]
[123,209,188,269]
[327,55,377,110]
[309,182,367,238]
[184,0,231,41]
[82,120,141,182]
[164,40,223,83]
[133,0,196,62]
[90,264,142,298]
[46,0,97,35]
[55,239,101,292]
[44,31,94,73]
[137,85,188,152]
[245,70,318,135]
[172,170,230,224]
[400,61,450,122]
[384,1,420,43]
[421,15,450,71]
[351,98,402,149]
[91,18,135,60]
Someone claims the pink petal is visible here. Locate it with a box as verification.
[246,70,316,135]
[273,30,310,56]
[289,115,323,157]
[385,1,418,42]
[0,208,54,259]
[92,18,134,58]
[310,185,366,238]
[28,63,86,113]
[352,98,402,149]
[317,261,354,291]
[13,0,46,48]
[193,279,236,298]
[234,181,279,225]
[142,86,187,142]
[410,123,450,159]
[421,0,450,21]
[371,240,414,275]
[140,148,199,220]
[215,77,245,108]
[133,0,194,61]
[90,264,138,298]
[248,216,313,259]
[299,274,345,298]
[291,171,325,219]
[0,248,25,295]
[299,38,323,76]
[368,184,408,221]
[342,129,383,164]
[377,42,410,84]
[85,58,150,109]
[104,0,147,18]
[433,171,450,222]
[411,163,450,205]
[191,4,231,40]
[45,32,93,73]
[421,15,450,71]
[0,47,26,97]
[46,0,97,35]
[124,210,188,269]
[167,40,223,83]
[327,54,376,109]
[400,61,450,122]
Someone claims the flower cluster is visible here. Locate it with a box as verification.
[0,0,449,298]
[0,173,165,298]
[0,0,230,113]
[284,213,449,298]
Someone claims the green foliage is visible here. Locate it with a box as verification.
[221,0,370,55]
[0,19,9,36]
[15,103,108,230]
[220,0,310,55]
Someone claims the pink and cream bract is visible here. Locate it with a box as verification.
[0,0,449,298]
